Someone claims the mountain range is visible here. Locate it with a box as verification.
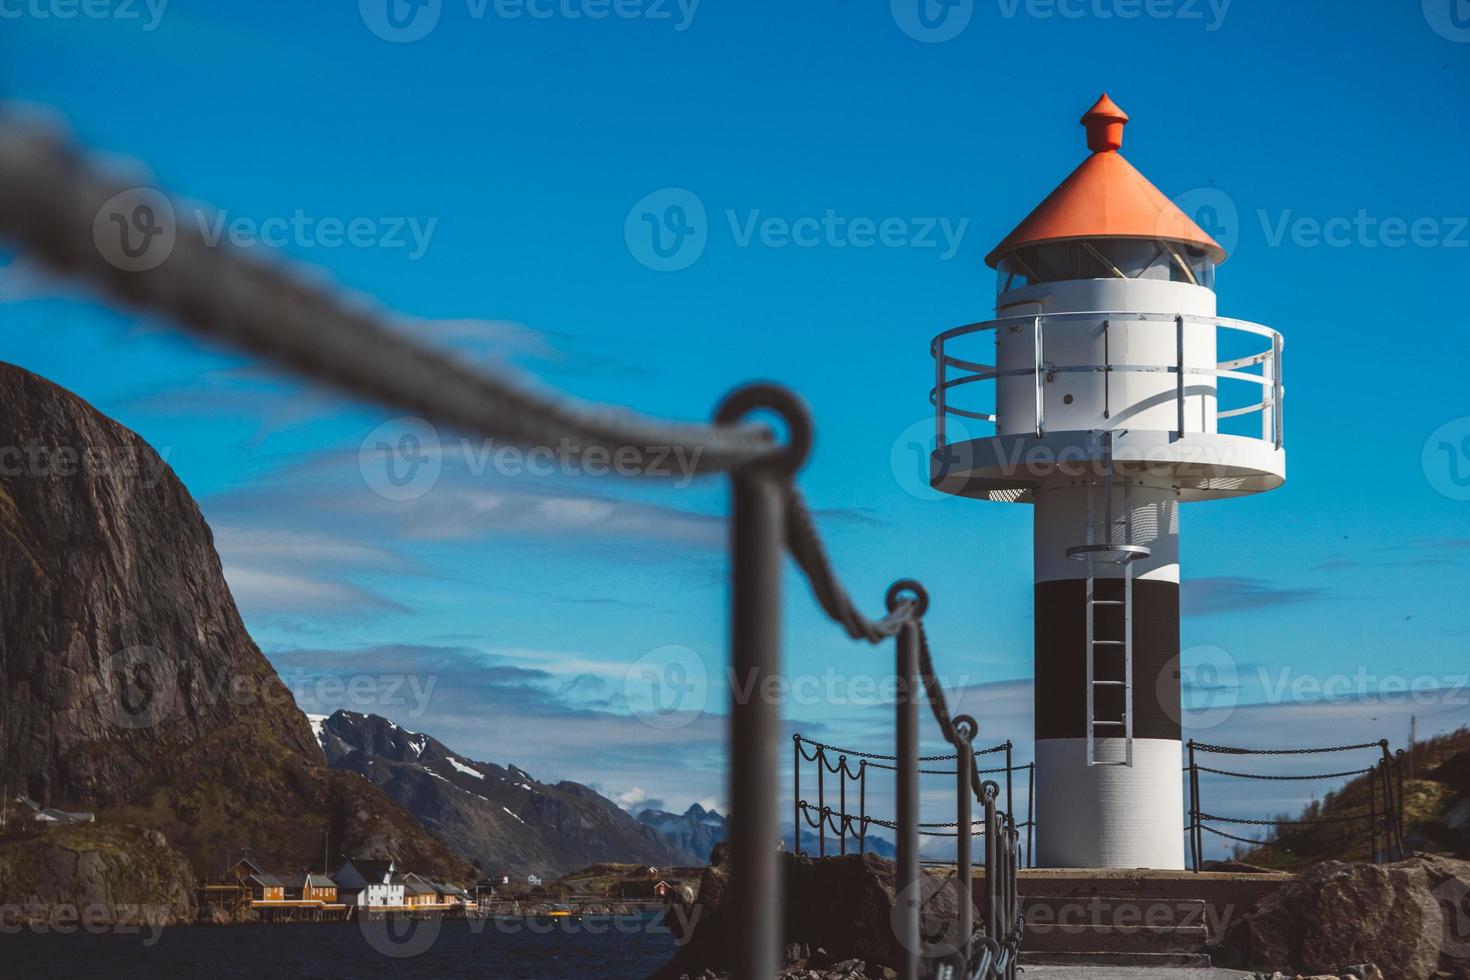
[314,709,702,876]
[0,363,735,917]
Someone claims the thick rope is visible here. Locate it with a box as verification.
[0,115,774,475]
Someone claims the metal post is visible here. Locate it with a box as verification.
[984,786,999,964]
[717,384,810,980]
[896,619,921,980]
[859,762,867,855]
[1033,315,1045,438]
[1396,751,1406,860]
[1272,332,1284,449]
[1175,314,1186,439]
[839,757,848,856]
[1025,764,1034,868]
[954,717,977,966]
[1004,740,1014,830]
[793,738,801,858]
[934,335,947,449]
[1369,765,1379,865]
[1187,740,1200,871]
[817,751,826,859]
[728,465,784,979]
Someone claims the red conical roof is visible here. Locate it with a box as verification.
[984,95,1225,268]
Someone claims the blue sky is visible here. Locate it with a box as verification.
[2,0,1469,855]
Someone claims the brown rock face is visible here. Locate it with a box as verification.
[0,823,196,927]
[0,363,468,883]
[1223,855,1470,980]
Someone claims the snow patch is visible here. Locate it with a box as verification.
[447,757,483,779]
[501,806,526,825]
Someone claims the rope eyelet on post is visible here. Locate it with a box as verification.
[714,382,813,476]
[952,714,979,744]
[885,578,929,618]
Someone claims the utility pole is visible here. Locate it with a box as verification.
[1409,714,1417,778]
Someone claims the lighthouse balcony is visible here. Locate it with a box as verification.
[928,310,1285,503]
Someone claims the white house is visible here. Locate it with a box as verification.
[333,859,405,908]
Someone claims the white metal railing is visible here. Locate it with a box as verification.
[929,310,1284,451]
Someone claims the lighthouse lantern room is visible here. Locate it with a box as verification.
[929,95,1286,869]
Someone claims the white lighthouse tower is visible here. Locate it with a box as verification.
[930,95,1286,869]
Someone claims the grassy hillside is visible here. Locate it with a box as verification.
[1232,726,1470,870]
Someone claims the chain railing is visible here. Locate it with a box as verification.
[0,110,1023,980]
[793,734,1035,867]
[1186,739,1407,870]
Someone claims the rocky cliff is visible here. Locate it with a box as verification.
[0,363,470,895]
[316,710,699,877]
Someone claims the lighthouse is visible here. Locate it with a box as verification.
[930,96,1286,869]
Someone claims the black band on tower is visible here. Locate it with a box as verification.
[1033,578,1181,741]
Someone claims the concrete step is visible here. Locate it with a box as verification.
[1022,895,1211,954]
[1020,950,1215,968]
[1024,922,1209,953]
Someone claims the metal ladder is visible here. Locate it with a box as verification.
[1066,433,1149,768]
